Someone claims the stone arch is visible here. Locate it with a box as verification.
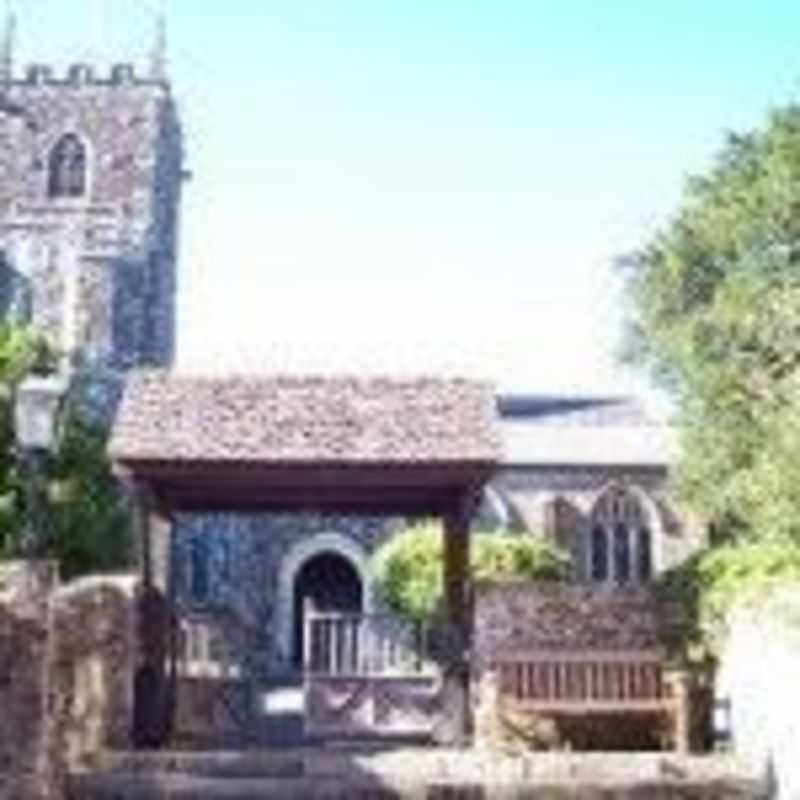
[274,532,372,670]
[584,482,664,582]
[47,132,90,199]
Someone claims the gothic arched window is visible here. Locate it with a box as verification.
[589,487,654,584]
[47,134,87,199]
[613,522,631,583]
[590,525,609,581]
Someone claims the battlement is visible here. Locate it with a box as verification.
[12,63,166,88]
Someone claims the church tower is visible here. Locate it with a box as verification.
[0,18,183,410]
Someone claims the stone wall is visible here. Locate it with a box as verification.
[0,564,142,799]
[0,561,61,800]
[474,582,663,672]
[50,575,138,770]
[472,582,685,751]
[172,512,401,674]
[716,584,800,800]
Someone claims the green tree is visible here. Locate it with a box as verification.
[372,521,570,623]
[0,322,131,577]
[624,105,800,544]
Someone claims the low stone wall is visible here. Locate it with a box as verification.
[0,561,62,800]
[472,582,678,751]
[0,563,142,799]
[51,574,139,770]
[716,584,800,800]
[474,582,663,669]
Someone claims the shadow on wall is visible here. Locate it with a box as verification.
[550,497,585,578]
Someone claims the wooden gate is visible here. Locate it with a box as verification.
[173,611,254,745]
[303,607,440,738]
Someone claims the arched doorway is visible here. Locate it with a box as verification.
[292,551,363,666]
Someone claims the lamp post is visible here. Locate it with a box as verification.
[14,373,66,558]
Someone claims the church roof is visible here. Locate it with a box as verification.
[497,394,675,467]
[109,371,501,466]
[497,394,653,426]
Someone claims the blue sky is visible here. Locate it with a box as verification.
[11,1,800,402]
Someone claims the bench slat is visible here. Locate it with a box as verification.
[496,651,671,704]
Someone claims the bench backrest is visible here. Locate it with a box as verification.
[494,649,669,704]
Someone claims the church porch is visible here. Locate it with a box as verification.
[108,371,500,749]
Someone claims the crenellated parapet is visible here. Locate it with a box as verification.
[14,62,168,89]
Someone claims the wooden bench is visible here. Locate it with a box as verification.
[492,649,689,751]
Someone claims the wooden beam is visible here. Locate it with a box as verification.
[434,488,480,747]
[155,484,459,515]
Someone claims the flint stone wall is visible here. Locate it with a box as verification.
[50,575,138,770]
[474,582,663,673]
[0,65,182,420]
[0,563,141,800]
[0,561,61,800]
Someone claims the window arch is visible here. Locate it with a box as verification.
[47,134,88,199]
[589,486,654,583]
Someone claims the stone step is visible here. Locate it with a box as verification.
[68,770,768,800]
[97,749,307,779]
[70,750,768,800]
[69,772,405,800]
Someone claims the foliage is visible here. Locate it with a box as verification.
[44,412,131,579]
[372,521,571,622]
[623,105,800,544]
[0,322,130,577]
[655,539,800,663]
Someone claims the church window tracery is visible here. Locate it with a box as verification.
[590,524,609,581]
[589,487,653,583]
[47,134,88,198]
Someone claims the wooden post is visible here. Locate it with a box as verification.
[161,508,177,744]
[127,481,174,749]
[128,479,152,590]
[433,490,475,747]
[671,670,692,754]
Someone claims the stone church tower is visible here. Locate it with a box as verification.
[0,20,183,411]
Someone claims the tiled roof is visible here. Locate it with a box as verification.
[109,371,501,465]
[498,394,674,467]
